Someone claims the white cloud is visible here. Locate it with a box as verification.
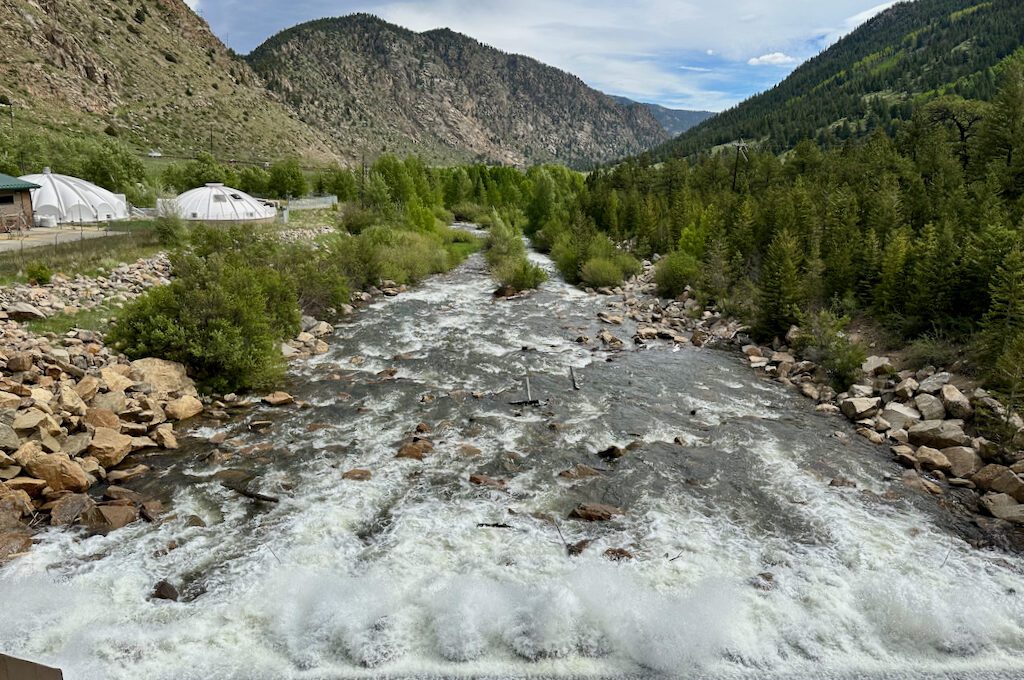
[747,52,799,66]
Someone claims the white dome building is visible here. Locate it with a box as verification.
[20,168,129,224]
[173,183,276,222]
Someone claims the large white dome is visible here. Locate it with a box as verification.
[19,168,129,224]
[174,183,276,222]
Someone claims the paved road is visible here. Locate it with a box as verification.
[0,227,122,254]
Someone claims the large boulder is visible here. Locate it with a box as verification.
[130,358,198,397]
[14,442,90,493]
[840,397,881,421]
[881,403,921,431]
[940,384,973,420]
[49,493,97,526]
[918,372,951,394]
[980,493,1024,523]
[972,465,1024,502]
[0,423,20,451]
[894,378,919,400]
[58,385,88,416]
[943,446,984,479]
[915,446,953,475]
[88,427,132,468]
[165,395,203,421]
[908,420,969,449]
[5,302,45,321]
[100,367,135,393]
[84,408,121,431]
[862,356,895,376]
[914,394,946,421]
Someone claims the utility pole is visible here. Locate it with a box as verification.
[731,139,749,193]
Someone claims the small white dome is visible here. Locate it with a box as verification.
[173,183,276,222]
[19,168,129,224]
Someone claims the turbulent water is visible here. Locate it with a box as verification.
[3,243,1024,679]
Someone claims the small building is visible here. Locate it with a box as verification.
[169,183,277,223]
[19,168,129,225]
[0,173,39,232]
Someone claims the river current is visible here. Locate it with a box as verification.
[2,244,1024,679]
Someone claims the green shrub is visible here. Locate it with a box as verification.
[154,212,188,247]
[338,204,379,234]
[655,250,700,297]
[25,262,52,285]
[108,255,297,394]
[496,256,547,291]
[794,309,867,391]
[579,257,623,289]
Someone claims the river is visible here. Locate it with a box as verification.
[2,244,1024,679]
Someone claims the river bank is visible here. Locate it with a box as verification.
[0,226,385,563]
[583,257,1024,548]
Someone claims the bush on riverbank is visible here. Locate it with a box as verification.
[793,309,867,390]
[484,213,546,291]
[108,245,296,393]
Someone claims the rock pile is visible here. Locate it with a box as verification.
[0,255,171,320]
[0,339,203,562]
[743,344,1024,525]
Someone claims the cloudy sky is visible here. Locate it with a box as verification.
[184,0,901,112]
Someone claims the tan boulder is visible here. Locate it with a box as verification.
[83,504,139,532]
[0,391,22,410]
[558,464,602,479]
[915,446,952,475]
[396,440,433,460]
[16,443,90,493]
[4,477,47,496]
[152,424,178,449]
[100,367,135,393]
[972,465,1024,502]
[165,395,203,421]
[342,469,372,481]
[58,384,88,416]
[942,446,984,479]
[84,408,121,431]
[74,375,101,402]
[262,392,294,406]
[130,358,198,397]
[88,427,133,468]
[12,408,61,435]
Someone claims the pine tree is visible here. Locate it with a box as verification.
[757,229,804,339]
[981,247,1024,363]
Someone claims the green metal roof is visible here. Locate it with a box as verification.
[0,173,39,191]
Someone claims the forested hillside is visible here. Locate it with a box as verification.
[658,0,1024,158]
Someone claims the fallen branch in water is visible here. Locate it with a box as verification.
[570,366,580,391]
[477,522,513,529]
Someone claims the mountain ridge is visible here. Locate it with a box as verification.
[247,13,670,167]
[0,0,337,163]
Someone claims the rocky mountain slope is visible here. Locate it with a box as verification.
[611,97,714,136]
[658,0,1024,157]
[247,14,670,167]
[0,0,335,162]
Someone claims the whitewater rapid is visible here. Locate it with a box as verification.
[2,246,1024,679]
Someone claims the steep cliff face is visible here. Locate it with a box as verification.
[0,0,335,161]
[248,14,669,167]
